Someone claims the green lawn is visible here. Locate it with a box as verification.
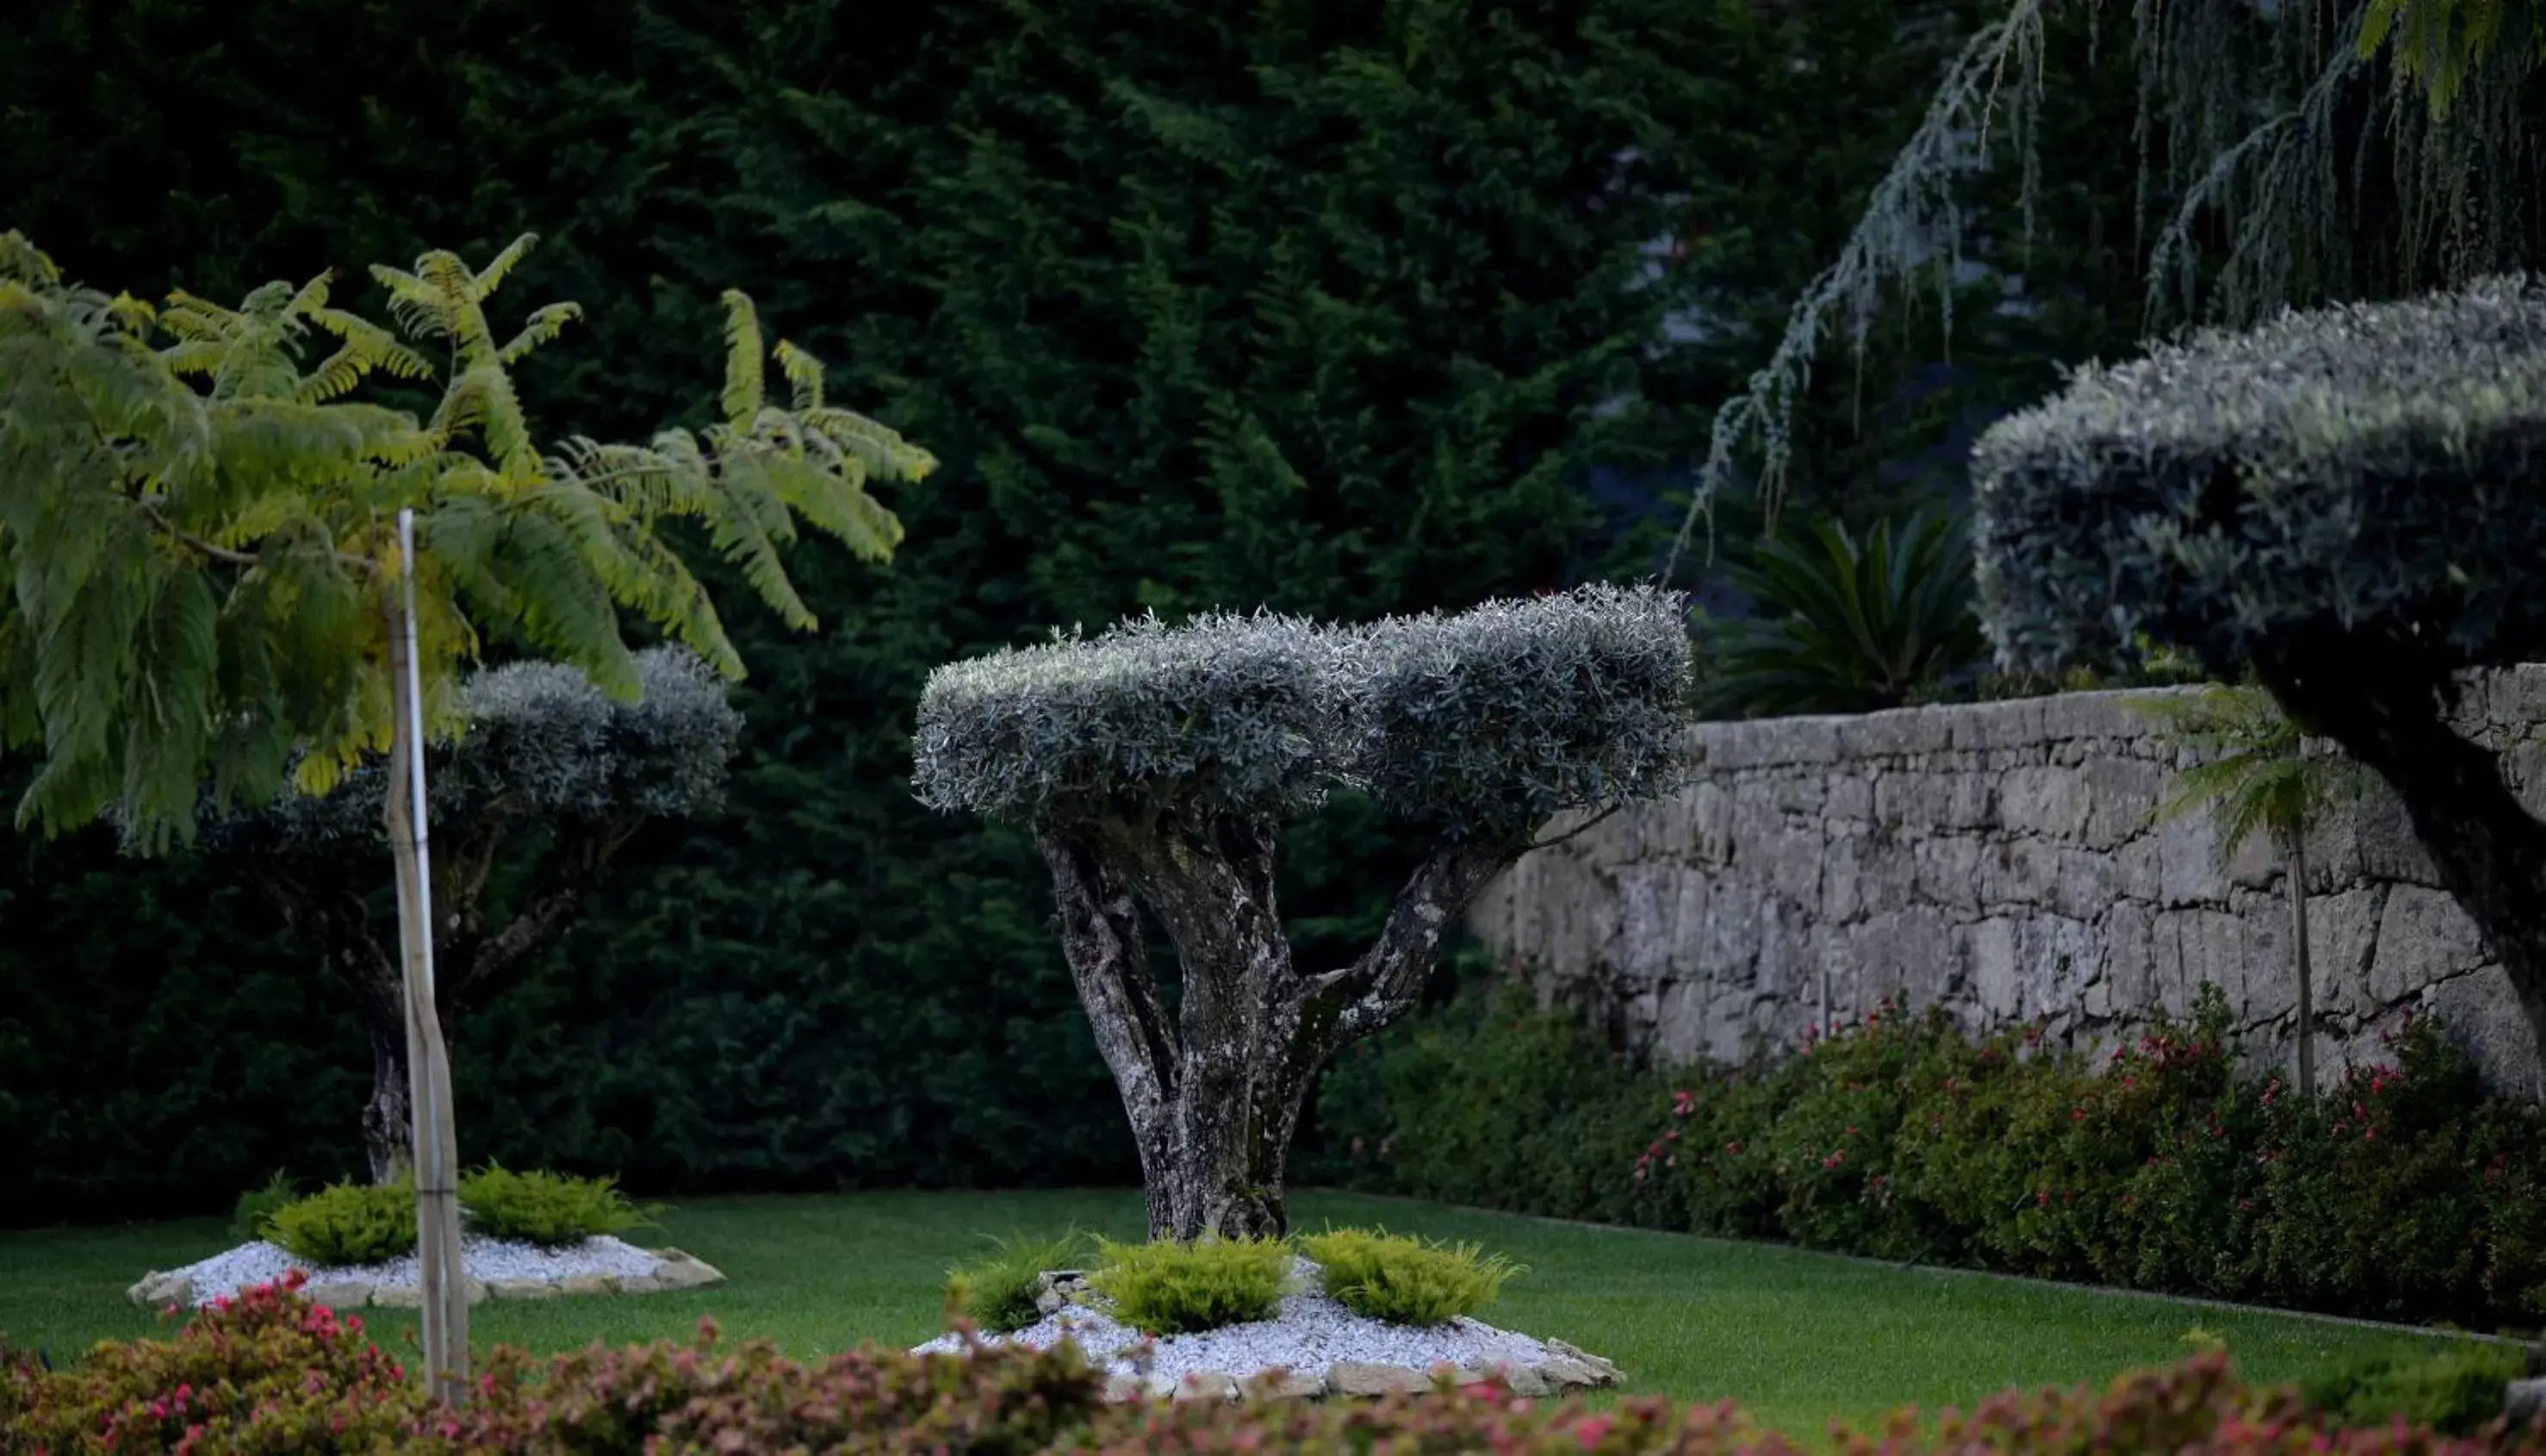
[0,1189,2488,1435]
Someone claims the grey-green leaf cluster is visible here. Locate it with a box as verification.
[1338,584,1692,837]
[911,610,1339,823]
[912,584,1692,837]
[1972,274,2546,678]
[214,646,740,852]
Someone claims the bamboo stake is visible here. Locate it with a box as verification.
[385,508,469,1403]
[2289,837,2316,1100]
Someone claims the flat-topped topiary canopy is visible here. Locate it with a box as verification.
[915,584,1691,1241]
[1972,273,2546,1049]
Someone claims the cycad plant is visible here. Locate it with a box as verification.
[2137,685,2359,1097]
[0,230,932,1400]
[1698,507,1987,717]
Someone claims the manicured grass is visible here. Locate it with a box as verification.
[0,1189,2488,1434]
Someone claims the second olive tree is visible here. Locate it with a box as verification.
[915,585,1691,1241]
[213,646,740,1185]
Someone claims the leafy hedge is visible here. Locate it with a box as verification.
[9,1276,2543,1454]
[1319,984,2546,1329]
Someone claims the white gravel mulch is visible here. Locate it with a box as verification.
[912,1260,1556,1386]
[164,1233,665,1305]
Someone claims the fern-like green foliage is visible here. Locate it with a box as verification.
[942,1230,1087,1335]
[1296,1226,1521,1327]
[1699,508,1986,718]
[0,231,934,852]
[2362,0,2546,115]
[2134,685,2358,863]
[264,1178,419,1267]
[456,1164,658,1248]
[1085,1236,1292,1336]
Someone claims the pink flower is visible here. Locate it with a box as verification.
[1574,1415,1615,1449]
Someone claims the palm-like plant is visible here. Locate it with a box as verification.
[1698,507,1987,717]
[2137,685,2359,1097]
[0,231,932,849]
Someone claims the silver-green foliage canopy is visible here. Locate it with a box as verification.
[229,646,741,850]
[1972,274,2546,676]
[1338,584,1692,834]
[913,584,1692,837]
[911,611,1338,822]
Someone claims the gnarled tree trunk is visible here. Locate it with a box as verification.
[2257,625,2546,1057]
[1040,813,1517,1242]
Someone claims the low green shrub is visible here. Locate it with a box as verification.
[1086,1236,1291,1335]
[457,1163,656,1246]
[263,1179,417,1267]
[946,1231,1087,1335]
[1297,1226,1520,1325]
[2303,1343,2530,1437]
[227,1170,296,1245]
[11,1292,2544,1456]
[1329,983,2546,1329]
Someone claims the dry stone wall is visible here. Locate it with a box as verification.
[1468,670,2546,1097]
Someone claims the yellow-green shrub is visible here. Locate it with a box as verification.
[1298,1226,1521,1325]
[1085,1236,1290,1335]
[264,1180,416,1267]
[458,1165,657,1247]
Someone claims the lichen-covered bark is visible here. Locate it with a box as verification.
[1039,828,1180,1235]
[2259,626,2546,1052]
[1051,811,1526,1242]
[1102,809,1292,1241]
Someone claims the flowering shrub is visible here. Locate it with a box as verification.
[406,1322,1107,1456]
[0,1271,421,1453]
[1327,984,2546,1329]
[11,1292,2546,1455]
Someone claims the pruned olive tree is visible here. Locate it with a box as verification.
[914,585,1692,1241]
[208,646,739,1185]
[1972,274,2546,1049]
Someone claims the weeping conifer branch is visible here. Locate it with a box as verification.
[1662,0,2544,585]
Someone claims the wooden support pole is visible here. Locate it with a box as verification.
[384,508,469,1403]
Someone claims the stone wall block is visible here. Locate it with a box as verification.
[2000,765,2091,839]
[1913,836,1987,913]
[2080,758,2164,849]
[1470,671,2546,1099]
[2430,968,2544,1097]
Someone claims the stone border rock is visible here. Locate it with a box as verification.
[126,1248,724,1310]
[1094,1341,1624,1404]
